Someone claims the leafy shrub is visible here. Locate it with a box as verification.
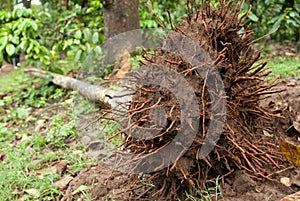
[0,8,51,66]
[244,0,300,42]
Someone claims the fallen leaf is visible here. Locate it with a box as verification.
[65,98,73,104]
[36,165,57,179]
[24,188,40,198]
[72,150,84,157]
[20,135,28,142]
[280,177,291,187]
[55,160,69,175]
[285,52,296,56]
[35,160,69,179]
[279,141,300,166]
[35,120,45,132]
[112,51,132,80]
[54,175,73,189]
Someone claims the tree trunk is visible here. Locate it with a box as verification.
[22,0,31,8]
[101,0,141,69]
[102,0,140,39]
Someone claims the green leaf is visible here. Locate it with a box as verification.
[12,9,17,19]
[9,35,19,44]
[40,46,50,54]
[12,20,21,30]
[86,43,91,53]
[94,46,102,55]
[99,34,105,43]
[0,36,8,51]
[74,39,81,45]
[74,30,82,39]
[27,43,33,54]
[0,52,3,64]
[12,8,23,19]
[16,9,23,18]
[49,66,63,74]
[86,7,94,14]
[41,55,50,65]
[19,20,27,31]
[83,28,91,42]
[271,16,282,33]
[248,12,259,22]
[264,0,271,5]
[34,46,40,54]
[92,32,99,44]
[74,49,82,62]
[72,185,89,195]
[23,9,32,18]
[29,20,38,31]
[19,40,28,51]
[6,44,15,56]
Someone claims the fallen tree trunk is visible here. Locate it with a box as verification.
[25,68,112,109]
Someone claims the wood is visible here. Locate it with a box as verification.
[25,68,112,109]
[101,0,140,39]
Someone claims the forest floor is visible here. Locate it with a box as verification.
[0,42,299,200]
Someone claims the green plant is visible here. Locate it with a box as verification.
[139,0,187,29]
[46,115,78,147]
[267,56,300,78]
[0,8,51,66]
[100,120,122,147]
[0,123,13,142]
[0,66,96,201]
[184,177,221,201]
[243,0,300,42]
[72,185,92,201]
[39,0,106,74]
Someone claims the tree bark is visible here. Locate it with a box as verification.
[101,0,141,68]
[101,0,140,39]
[22,0,31,8]
[25,68,112,109]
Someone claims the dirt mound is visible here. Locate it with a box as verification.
[61,163,133,201]
[261,77,300,130]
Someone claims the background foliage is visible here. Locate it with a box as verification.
[0,0,299,74]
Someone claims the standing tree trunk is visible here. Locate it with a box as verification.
[101,0,141,71]
[22,0,31,8]
[101,0,140,39]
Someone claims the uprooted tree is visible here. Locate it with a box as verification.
[106,1,288,200]
[25,0,289,200]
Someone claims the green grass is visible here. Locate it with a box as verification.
[0,70,96,200]
[267,56,300,77]
[0,68,30,92]
[181,177,221,201]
